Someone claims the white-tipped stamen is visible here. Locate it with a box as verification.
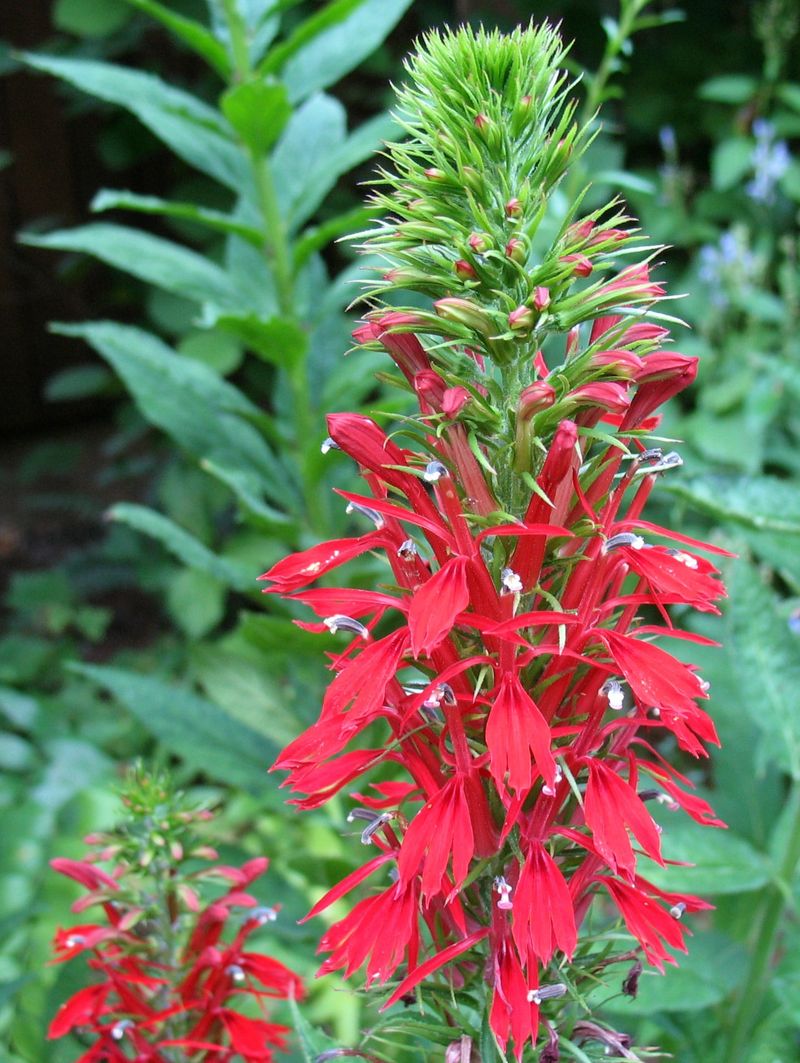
[670,901,687,919]
[423,460,449,482]
[603,532,645,553]
[602,678,625,711]
[527,982,567,1004]
[250,906,277,925]
[501,567,523,594]
[320,436,339,454]
[542,764,563,797]
[345,500,385,529]
[666,548,699,569]
[493,875,514,910]
[323,614,370,639]
[634,450,683,476]
[226,964,246,983]
[398,538,419,560]
[111,1020,133,1041]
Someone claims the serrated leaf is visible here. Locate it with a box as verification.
[664,475,800,534]
[125,0,230,77]
[53,321,293,509]
[22,224,244,311]
[72,664,276,791]
[726,559,800,779]
[108,502,255,591]
[221,79,291,154]
[22,54,245,189]
[91,189,263,245]
[261,0,412,103]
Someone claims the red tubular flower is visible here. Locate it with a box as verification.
[47,784,304,1063]
[264,25,728,1054]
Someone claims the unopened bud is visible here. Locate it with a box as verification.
[473,113,490,132]
[533,286,551,311]
[561,253,593,277]
[508,305,534,331]
[468,232,490,253]
[568,219,595,243]
[424,167,445,180]
[505,196,522,217]
[454,258,477,279]
[434,297,495,335]
[505,237,527,263]
[518,382,556,420]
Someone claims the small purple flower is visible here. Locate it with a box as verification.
[746,119,791,204]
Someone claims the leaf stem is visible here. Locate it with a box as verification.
[723,784,800,1062]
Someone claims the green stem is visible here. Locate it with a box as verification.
[221,0,323,531]
[723,784,800,1062]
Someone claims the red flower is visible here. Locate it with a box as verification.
[583,759,664,880]
[486,672,556,794]
[512,841,577,963]
[408,556,471,658]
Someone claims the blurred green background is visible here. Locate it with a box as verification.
[1,1,799,1060]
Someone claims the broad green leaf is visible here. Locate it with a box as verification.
[91,189,263,246]
[178,330,243,375]
[200,460,296,532]
[22,54,246,190]
[33,739,112,810]
[726,558,800,779]
[0,688,38,729]
[53,321,293,508]
[22,224,243,312]
[54,0,131,36]
[644,816,770,895]
[221,80,291,154]
[778,82,800,113]
[262,0,413,104]
[192,647,300,746]
[44,364,115,402]
[108,502,255,591]
[698,74,758,104]
[125,0,230,77]
[711,137,754,191]
[214,313,308,367]
[604,931,746,1014]
[167,569,226,639]
[0,735,35,772]
[275,104,399,229]
[664,475,800,534]
[72,664,276,792]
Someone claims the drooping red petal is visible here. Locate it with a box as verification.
[408,556,470,658]
[485,672,556,794]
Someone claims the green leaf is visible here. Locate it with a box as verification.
[664,475,800,534]
[167,569,226,639]
[22,224,244,312]
[44,364,115,401]
[263,0,413,104]
[124,0,231,77]
[726,558,800,779]
[192,647,301,747]
[698,75,759,104]
[200,460,296,532]
[604,931,747,1014]
[214,314,308,367]
[644,816,770,895]
[91,189,263,246]
[72,664,277,792]
[294,205,378,268]
[711,137,754,191]
[0,688,38,729]
[53,321,293,508]
[221,79,291,155]
[0,735,35,772]
[54,0,131,37]
[286,993,340,1063]
[22,54,245,190]
[273,104,399,229]
[177,330,243,375]
[108,502,255,591]
[777,82,800,113]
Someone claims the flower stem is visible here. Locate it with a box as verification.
[723,784,800,1062]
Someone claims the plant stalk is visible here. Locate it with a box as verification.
[722,784,800,1062]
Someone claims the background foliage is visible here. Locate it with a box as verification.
[2,1,799,1060]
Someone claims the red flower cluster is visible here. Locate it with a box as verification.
[48,852,303,1061]
[262,274,728,1057]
